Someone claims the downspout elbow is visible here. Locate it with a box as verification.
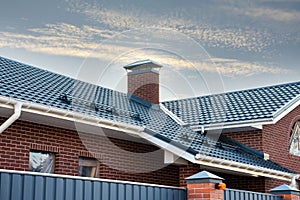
[0,102,23,134]
[290,174,300,189]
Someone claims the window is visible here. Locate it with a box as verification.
[290,121,300,156]
[29,151,55,173]
[78,157,98,177]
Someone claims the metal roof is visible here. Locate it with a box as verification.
[162,81,300,127]
[0,56,294,174]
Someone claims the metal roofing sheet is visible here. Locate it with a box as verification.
[0,56,294,174]
[163,81,300,126]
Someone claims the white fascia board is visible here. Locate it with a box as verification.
[273,95,300,124]
[164,150,188,165]
[139,132,293,181]
[0,96,294,181]
[251,124,263,130]
[191,119,273,132]
[162,96,300,131]
[0,96,144,135]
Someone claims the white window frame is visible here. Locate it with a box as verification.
[290,121,300,156]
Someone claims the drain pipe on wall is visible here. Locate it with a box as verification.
[290,174,300,189]
[0,102,23,134]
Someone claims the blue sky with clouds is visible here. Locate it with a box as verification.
[0,0,299,100]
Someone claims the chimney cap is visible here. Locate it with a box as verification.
[124,59,162,71]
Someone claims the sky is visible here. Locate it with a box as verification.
[0,0,299,101]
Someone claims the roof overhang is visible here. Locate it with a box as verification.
[0,95,295,181]
[0,96,146,143]
[138,130,294,181]
[168,95,300,133]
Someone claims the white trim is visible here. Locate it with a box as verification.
[0,96,144,135]
[0,169,184,189]
[0,95,295,181]
[139,132,294,181]
[194,154,292,181]
[251,125,263,130]
[191,119,272,132]
[160,103,187,126]
[164,150,188,165]
[0,102,22,133]
[162,95,300,131]
[273,95,300,124]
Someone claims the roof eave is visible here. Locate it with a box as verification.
[272,94,300,124]
[0,95,145,135]
[190,118,274,132]
[0,95,294,181]
[138,130,294,182]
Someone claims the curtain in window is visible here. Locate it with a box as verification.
[290,121,300,156]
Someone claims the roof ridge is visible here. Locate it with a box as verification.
[0,55,128,97]
[163,80,300,103]
[0,55,159,110]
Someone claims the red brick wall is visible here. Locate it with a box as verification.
[215,172,267,193]
[223,130,263,152]
[0,117,179,186]
[179,163,201,187]
[128,72,159,104]
[222,105,300,192]
[262,105,300,175]
[265,178,290,192]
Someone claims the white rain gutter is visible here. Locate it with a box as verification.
[273,94,300,124]
[194,154,293,181]
[0,96,144,135]
[290,174,300,189]
[162,96,300,132]
[139,131,294,181]
[0,102,22,134]
[191,118,274,132]
[0,95,294,181]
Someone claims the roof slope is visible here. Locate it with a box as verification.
[0,56,294,174]
[163,81,300,127]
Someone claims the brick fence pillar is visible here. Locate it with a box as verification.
[185,170,225,200]
[270,184,300,200]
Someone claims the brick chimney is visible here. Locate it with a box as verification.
[124,60,162,104]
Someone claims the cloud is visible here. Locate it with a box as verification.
[210,57,290,76]
[65,0,276,54]
[0,21,290,77]
[227,6,300,22]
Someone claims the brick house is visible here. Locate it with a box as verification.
[0,56,299,193]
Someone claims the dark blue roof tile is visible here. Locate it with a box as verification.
[163,81,300,126]
[0,56,294,174]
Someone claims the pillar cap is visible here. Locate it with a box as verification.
[185,170,224,184]
[270,184,300,195]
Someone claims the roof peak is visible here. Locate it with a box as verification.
[164,80,300,103]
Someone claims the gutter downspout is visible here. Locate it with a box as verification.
[0,102,22,134]
[290,174,300,189]
[0,96,144,134]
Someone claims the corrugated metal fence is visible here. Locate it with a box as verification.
[223,188,282,200]
[0,170,186,200]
